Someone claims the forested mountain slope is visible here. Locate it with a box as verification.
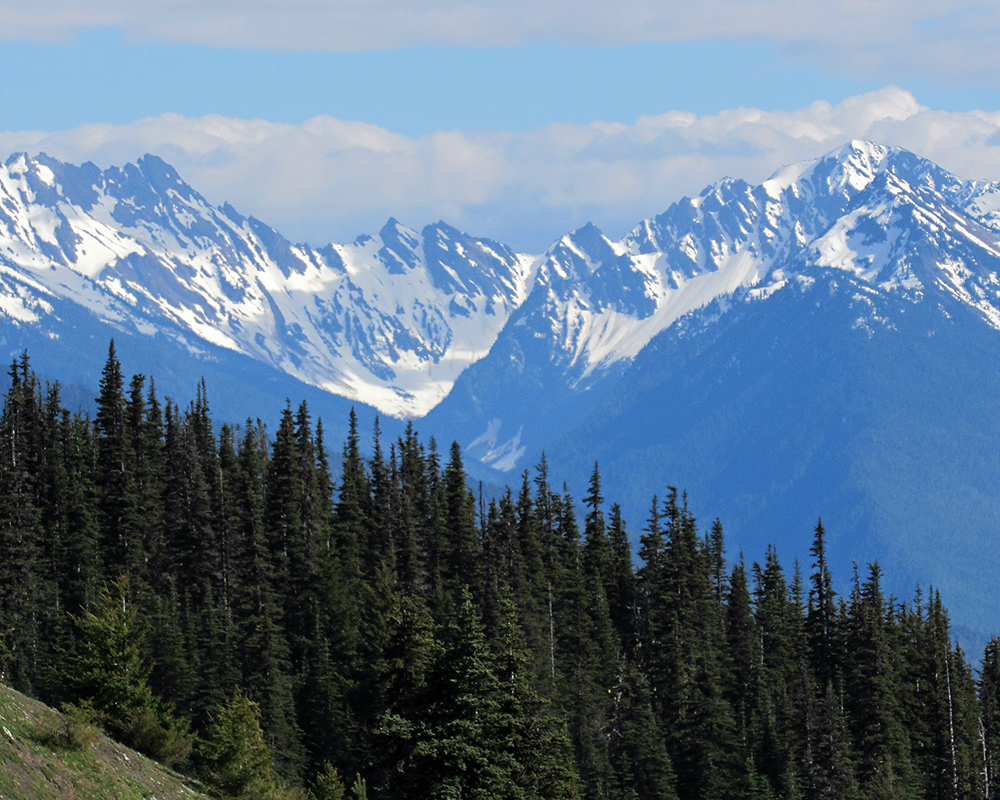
[1,141,1000,652]
[3,349,1000,800]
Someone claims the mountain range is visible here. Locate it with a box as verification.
[0,141,997,642]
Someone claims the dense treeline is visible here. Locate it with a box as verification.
[1,342,1000,800]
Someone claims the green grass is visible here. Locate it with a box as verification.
[0,682,210,800]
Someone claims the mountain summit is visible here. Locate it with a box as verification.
[427,140,1000,472]
[0,142,998,425]
[0,152,533,417]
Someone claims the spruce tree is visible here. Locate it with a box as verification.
[606,503,639,658]
[201,690,282,798]
[412,588,521,799]
[68,574,192,764]
[442,441,480,607]
[231,419,305,782]
[807,519,839,694]
[607,658,677,800]
[654,490,741,799]
[982,638,1000,800]
[94,341,141,576]
[493,591,581,800]
[842,563,915,795]
[0,357,43,694]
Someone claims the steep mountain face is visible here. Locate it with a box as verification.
[539,271,1000,636]
[423,140,1000,637]
[0,153,532,418]
[1,141,1000,638]
[427,141,1000,472]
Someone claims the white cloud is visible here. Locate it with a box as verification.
[2,0,1000,85]
[4,87,1000,252]
[0,0,967,49]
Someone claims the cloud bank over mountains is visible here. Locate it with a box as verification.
[3,87,1000,251]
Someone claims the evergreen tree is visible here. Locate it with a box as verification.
[30,380,75,700]
[57,409,101,625]
[126,374,166,587]
[334,409,371,594]
[842,563,916,796]
[654,490,741,799]
[265,404,308,661]
[724,559,765,762]
[809,680,859,800]
[94,341,141,576]
[607,657,677,800]
[201,690,282,799]
[606,503,639,658]
[231,419,305,782]
[807,519,839,694]
[442,441,480,606]
[583,462,610,592]
[68,574,192,764]
[0,357,43,694]
[752,546,808,797]
[493,590,581,800]
[635,493,664,683]
[708,519,727,605]
[982,638,1000,800]
[357,569,440,795]
[411,589,522,799]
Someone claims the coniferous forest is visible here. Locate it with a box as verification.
[2,343,1000,800]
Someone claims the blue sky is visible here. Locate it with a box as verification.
[2,25,998,136]
[0,30,889,134]
[2,1,1000,251]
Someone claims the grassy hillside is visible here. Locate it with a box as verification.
[0,681,210,800]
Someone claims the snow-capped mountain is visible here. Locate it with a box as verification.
[428,140,1000,472]
[0,153,532,418]
[3,142,1000,432]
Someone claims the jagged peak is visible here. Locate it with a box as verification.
[835,139,891,163]
[425,219,461,238]
[566,221,611,249]
[3,151,31,171]
[135,153,188,186]
[762,140,892,200]
[379,217,421,250]
[0,152,62,188]
[697,176,750,200]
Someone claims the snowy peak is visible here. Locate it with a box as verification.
[421,221,528,303]
[377,218,422,275]
[766,140,889,198]
[0,152,537,418]
[455,139,1000,468]
[0,142,999,425]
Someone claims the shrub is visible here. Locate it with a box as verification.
[118,705,193,767]
[60,701,100,750]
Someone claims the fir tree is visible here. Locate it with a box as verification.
[982,638,1000,800]
[231,419,305,782]
[442,441,480,606]
[201,690,281,798]
[0,357,42,694]
[807,519,839,694]
[94,341,141,576]
[68,574,192,764]
[842,563,916,795]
